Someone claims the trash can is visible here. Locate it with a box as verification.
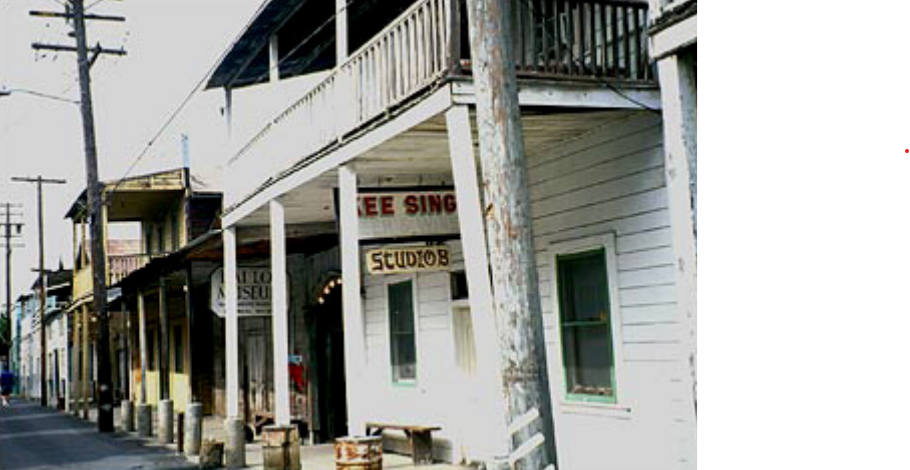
[335,436,382,470]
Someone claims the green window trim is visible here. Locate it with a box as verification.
[556,247,618,404]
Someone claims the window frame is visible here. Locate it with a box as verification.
[549,233,625,409]
[386,274,419,387]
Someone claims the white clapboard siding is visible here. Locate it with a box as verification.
[356,111,689,468]
[526,111,689,470]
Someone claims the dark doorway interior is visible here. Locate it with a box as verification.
[308,282,347,443]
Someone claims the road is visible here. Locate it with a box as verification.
[0,400,193,470]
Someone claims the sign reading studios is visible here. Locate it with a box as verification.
[210,267,272,317]
[354,188,459,275]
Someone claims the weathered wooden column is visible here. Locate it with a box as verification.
[262,199,300,470]
[269,200,292,426]
[335,0,348,64]
[464,0,557,468]
[184,262,203,455]
[71,309,80,414]
[136,291,153,437]
[223,227,245,468]
[338,165,366,436]
[446,105,510,460]
[158,280,174,444]
[81,304,90,420]
[656,52,697,385]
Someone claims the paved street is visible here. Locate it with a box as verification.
[0,400,193,470]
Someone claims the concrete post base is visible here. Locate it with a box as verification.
[261,425,301,470]
[185,402,204,455]
[137,404,153,437]
[158,399,174,444]
[224,417,246,469]
[121,400,135,432]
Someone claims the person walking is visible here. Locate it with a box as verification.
[1,367,15,406]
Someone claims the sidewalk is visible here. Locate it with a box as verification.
[59,400,472,469]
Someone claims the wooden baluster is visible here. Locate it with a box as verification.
[590,3,598,76]
[623,6,631,79]
[552,1,562,74]
[564,1,574,75]
[600,3,609,77]
[540,0,550,73]
[611,4,620,77]
[577,2,586,75]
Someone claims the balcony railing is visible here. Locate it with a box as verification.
[72,253,159,301]
[228,0,653,204]
[108,253,154,286]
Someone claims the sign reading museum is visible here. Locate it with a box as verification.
[210,267,272,317]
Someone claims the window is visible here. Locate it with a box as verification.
[173,326,183,373]
[147,330,156,370]
[157,224,165,254]
[556,247,617,403]
[171,210,180,251]
[388,280,416,384]
[450,270,468,300]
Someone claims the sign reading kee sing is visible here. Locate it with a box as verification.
[365,246,451,274]
[357,189,459,241]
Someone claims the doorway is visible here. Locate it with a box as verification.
[307,278,348,443]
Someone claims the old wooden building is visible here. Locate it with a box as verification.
[201,0,697,468]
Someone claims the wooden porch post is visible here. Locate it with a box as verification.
[223,227,241,420]
[158,281,170,401]
[445,104,511,459]
[336,0,348,64]
[138,292,147,404]
[464,0,557,467]
[223,226,246,468]
[656,52,698,414]
[81,304,89,419]
[338,165,366,436]
[269,199,292,426]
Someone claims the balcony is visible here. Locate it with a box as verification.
[225,0,654,207]
[71,253,161,303]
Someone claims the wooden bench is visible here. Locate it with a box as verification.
[365,422,441,465]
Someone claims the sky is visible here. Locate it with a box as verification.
[0,0,264,304]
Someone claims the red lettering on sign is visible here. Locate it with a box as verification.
[405,195,419,214]
[363,196,378,216]
[380,196,394,215]
[443,194,456,213]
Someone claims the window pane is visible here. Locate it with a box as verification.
[174,326,183,373]
[563,324,613,397]
[388,280,416,382]
[558,249,608,323]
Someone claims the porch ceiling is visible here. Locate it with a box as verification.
[234,108,638,227]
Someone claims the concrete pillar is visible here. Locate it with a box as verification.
[185,402,204,455]
[269,200,292,426]
[338,165,366,436]
[137,403,153,437]
[224,417,246,469]
[121,399,134,432]
[158,399,174,444]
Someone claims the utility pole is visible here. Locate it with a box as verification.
[463,1,556,469]
[1,203,24,370]
[30,0,126,432]
[12,176,67,408]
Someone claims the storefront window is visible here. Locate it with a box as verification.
[388,280,416,384]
